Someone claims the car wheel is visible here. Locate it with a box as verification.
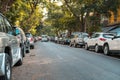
[30,45,34,49]
[103,44,109,55]
[26,47,30,53]
[32,45,34,49]
[0,54,12,80]
[22,45,26,57]
[95,45,100,53]
[79,45,83,48]
[69,42,72,47]
[73,43,77,48]
[85,43,89,50]
[26,43,30,53]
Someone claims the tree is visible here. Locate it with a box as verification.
[63,0,120,33]
[1,0,43,35]
[0,0,14,14]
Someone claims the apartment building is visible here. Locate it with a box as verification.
[109,8,120,24]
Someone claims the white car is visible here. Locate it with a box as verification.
[70,32,89,47]
[85,32,115,53]
[25,32,35,49]
[41,35,48,42]
[103,36,120,55]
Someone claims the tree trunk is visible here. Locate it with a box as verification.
[77,15,85,32]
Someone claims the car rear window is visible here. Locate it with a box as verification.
[42,36,47,38]
[25,33,32,37]
[91,34,100,38]
[103,34,114,38]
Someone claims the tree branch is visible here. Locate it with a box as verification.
[63,0,78,18]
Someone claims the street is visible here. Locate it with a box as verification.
[12,41,120,80]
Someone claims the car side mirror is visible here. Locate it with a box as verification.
[13,27,20,36]
[15,29,20,35]
[112,37,114,40]
[112,36,116,40]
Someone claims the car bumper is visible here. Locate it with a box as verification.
[29,41,34,45]
[41,40,48,42]
[78,42,85,46]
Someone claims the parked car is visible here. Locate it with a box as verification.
[34,36,38,42]
[61,37,71,45]
[70,32,89,47]
[49,36,55,42]
[13,26,30,54]
[57,37,63,44]
[41,35,48,42]
[25,32,34,49]
[85,32,115,53]
[38,36,42,40]
[64,38,71,45]
[103,36,120,55]
[0,13,23,80]
[54,36,58,43]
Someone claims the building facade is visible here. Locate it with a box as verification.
[109,8,120,24]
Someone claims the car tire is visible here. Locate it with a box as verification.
[26,46,30,53]
[103,44,110,55]
[26,50,30,53]
[73,43,77,48]
[69,43,72,47]
[95,45,100,53]
[26,45,30,53]
[30,45,34,49]
[0,54,12,80]
[32,45,34,49]
[20,43,25,57]
[22,46,26,57]
[85,43,89,50]
[80,45,83,48]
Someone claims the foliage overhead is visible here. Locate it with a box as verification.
[0,0,43,35]
[0,0,120,35]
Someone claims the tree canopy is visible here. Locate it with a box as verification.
[0,0,120,36]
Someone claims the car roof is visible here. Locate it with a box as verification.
[94,32,114,34]
[72,32,88,35]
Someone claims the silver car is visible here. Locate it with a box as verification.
[0,13,23,80]
[70,32,89,47]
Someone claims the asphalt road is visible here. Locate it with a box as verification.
[12,41,120,80]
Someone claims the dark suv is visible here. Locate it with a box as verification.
[0,13,23,80]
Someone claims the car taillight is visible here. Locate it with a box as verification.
[99,38,106,41]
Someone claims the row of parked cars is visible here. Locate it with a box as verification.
[52,32,120,55]
[0,13,35,80]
